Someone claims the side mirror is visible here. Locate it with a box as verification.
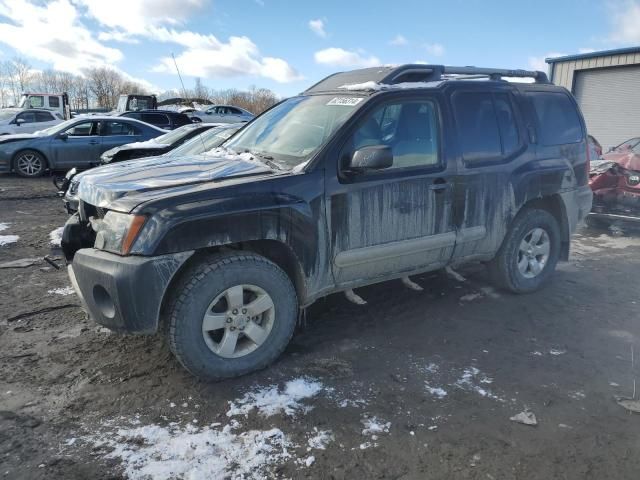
[348,145,393,172]
[15,118,25,125]
[57,132,69,141]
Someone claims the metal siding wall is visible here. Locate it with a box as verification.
[573,65,640,150]
[550,53,639,91]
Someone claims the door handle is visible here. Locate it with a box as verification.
[88,140,99,145]
[430,178,449,193]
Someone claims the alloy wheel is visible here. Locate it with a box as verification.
[517,227,550,278]
[201,284,275,358]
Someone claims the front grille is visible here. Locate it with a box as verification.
[69,180,79,195]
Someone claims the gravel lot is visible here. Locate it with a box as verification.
[1,175,639,480]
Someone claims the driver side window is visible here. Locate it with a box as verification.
[346,99,440,170]
[65,121,95,136]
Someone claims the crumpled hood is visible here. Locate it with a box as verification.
[76,151,273,208]
[602,151,640,171]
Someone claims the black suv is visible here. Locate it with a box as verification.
[119,109,193,130]
[62,65,592,381]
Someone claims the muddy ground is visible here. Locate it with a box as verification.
[1,175,639,480]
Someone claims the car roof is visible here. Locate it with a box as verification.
[73,115,167,131]
[303,64,550,95]
[123,109,187,115]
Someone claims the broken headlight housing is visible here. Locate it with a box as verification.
[93,211,146,255]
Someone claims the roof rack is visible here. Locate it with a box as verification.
[304,64,549,93]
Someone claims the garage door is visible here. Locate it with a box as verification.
[574,65,640,151]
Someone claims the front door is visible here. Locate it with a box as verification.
[326,94,456,286]
[52,120,101,168]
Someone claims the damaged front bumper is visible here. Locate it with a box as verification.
[69,248,193,334]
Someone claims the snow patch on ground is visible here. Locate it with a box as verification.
[454,367,504,401]
[83,420,293,480]
[48,286,75,296]
[425,385,448,398]
[361,417,391,436]
[0,223,9,232]
[549,348,567,356]
[49,227,64,247]
[0,235,19,246]
[227,378,324,418]
[572,234,640,256]
[307,428,334,450]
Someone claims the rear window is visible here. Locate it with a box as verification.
[49,97,60,108]
[142,113,169,126]
[453,92,502,162]
[530,92,583,145]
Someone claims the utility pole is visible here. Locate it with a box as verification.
[171,53,189,101]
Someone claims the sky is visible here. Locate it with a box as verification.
[0,0,639,97]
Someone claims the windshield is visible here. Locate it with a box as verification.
[0,111,16,121]
[154,125,197,145]
[116,96,128,113]
[169,126,239,157]
[223,95,362,169]
[38,118,79,135]
[615,138,640,151]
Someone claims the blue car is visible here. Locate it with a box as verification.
[0,116,166,177]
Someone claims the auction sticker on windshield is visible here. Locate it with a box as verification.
[327,97,364,106]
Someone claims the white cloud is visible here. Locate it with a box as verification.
[153,36,303,83]
[309,18,327,38]
[77,0,301,83]
[528,52,566,71]
[423,43,445,57]
[609,0,640,43]
[0,0,122,74]
[75,0,208,37]
[389,34,408,46]
[314,48,380,68]
[578,47,597,54]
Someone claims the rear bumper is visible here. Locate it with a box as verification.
[560,185,593,233]
[588,212,640,224]
[69,248,193,334]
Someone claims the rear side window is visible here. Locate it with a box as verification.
[103,121,140,136]
[35,112,54,122]
[142,113,169,126]
[494,94,519,155]
[530,92,583,145]
[49,97,60,108]
[453,92,502,162]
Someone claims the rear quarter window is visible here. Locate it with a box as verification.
[530,92,583,145]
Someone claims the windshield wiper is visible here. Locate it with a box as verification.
[245,150,282,170]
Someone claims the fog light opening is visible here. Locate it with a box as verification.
[93,285,116,319]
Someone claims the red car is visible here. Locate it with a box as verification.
[588,137,640,226]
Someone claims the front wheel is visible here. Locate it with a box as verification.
[167,252,298,381]
[488,208,561,293]
[14,150,46,177]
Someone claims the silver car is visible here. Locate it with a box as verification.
[189,105,254,124]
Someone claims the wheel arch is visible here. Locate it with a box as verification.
[158,240,306,333]
[518,194,570,260]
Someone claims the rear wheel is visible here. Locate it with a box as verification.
[14,150,46,177]
[488,208,561,293]
[167,252,298,381]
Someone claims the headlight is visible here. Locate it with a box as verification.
[94,211,147,255]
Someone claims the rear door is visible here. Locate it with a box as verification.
[100,120,144,154]
[34,111,59,131]
[449,87,529,260]
[326,93,456,286]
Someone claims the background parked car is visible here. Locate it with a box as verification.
[100,123,221,164]
[588,134,603,158]
[0,116,165,177]
[188,105,254,124]
[119,109,193,130]
[0,108,64,135]
[60,124,242,213]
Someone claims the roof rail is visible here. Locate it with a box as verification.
[304,64,549,93]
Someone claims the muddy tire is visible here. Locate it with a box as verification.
[166,252,298,381]
[14,150,46,178]
[487,208,561,293]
